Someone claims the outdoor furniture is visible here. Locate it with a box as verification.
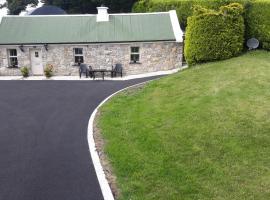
[79,63,90,78]
[111,64,123,78]
[79,64,123,80]
[88,65,94,78]
[91,69,111,81]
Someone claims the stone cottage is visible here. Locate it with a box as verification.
[0,7,183,76]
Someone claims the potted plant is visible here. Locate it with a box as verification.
[44,64,54,78]
[20,66,29,78]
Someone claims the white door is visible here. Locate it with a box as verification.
[30,49,43,75]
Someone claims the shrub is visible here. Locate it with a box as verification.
[20,66,29,77]
[262,42,270,51]
[184,3,245,65]
[133,0,270,50]
[245,0,270,48]
[133,0,247,29]
[44,64,54,78]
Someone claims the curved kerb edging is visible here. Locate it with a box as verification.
[87,78,162,200]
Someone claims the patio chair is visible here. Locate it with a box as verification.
[111,63,123,78]
[79,63,89,78]
[88,65,94,78]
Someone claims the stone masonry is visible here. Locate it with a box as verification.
[0,42,183,76]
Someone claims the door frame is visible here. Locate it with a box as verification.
[30,48,43,75]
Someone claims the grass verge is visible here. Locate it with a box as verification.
[98,51,270,200]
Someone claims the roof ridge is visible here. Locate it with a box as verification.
[3,11,171,18]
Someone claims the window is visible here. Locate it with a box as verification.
[130,47,140,63]
[74,48,84,64]
[35,52,39,57]
[8,49,18,67]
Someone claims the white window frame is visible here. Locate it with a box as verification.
[130,47,140,63]
[8,49,18,67]
[73,48,84,64]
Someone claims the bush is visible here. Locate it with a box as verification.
[262,42,270,51]
[133,0,247,29]
[245,0,270,48]
[133,0,270,50]
[184,3,245,65]
[20,66,29,77]
[44,64,54,78]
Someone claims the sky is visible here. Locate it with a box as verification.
[0,0,44,17]
[0,0,8,17]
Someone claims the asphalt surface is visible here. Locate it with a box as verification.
[0,76,161,200]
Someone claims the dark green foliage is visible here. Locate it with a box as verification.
[4,0,38,14]
[262,42,270,51]
[133,0,192,29]
[184,3,245,65]
[245,0,270,49]
[133,0,247,30]
[1,0,137,14]
[133,0,270,50]
[43,0,137,13]
[43,0,97,13]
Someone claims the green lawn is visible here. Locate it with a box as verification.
[98,51,270,200]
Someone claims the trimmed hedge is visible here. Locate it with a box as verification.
[184,3,245,65]
[133,0,270,50]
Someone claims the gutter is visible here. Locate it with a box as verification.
[0,40,179,46]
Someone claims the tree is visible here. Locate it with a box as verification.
[0,0,137,15]
[3,0,39,15]
[42,0,137,14]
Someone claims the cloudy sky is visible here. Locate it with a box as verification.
[0,0,44,17]
[0,0,8,17]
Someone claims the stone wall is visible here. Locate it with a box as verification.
[0,42,183,76]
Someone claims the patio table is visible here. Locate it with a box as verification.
[91,69,112,80]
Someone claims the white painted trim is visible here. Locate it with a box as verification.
[87,78,161,200]
[110,12,170,16]
[85,67,189,200]
[88,108,114,200]
[169,10,183,43]
[3,12,170,18]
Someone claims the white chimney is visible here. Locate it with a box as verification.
[96,6,109,22]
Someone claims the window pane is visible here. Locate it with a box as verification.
[131,47,139,53]
[75,56,84,63]
[9,49,17,56]
[131,54,139,62]
[75,48,83,55]
[10,57,18,67]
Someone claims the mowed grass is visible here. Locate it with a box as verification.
[98,51,270,200]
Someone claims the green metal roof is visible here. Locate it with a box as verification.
[0,13,176,44]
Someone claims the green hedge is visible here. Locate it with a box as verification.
[133,0,248,28]
[184,3,245,65]
[133,0,270,50]
[133,0,194,28]
[245,0,270,50]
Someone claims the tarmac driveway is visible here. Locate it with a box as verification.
[0,77,160,200]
